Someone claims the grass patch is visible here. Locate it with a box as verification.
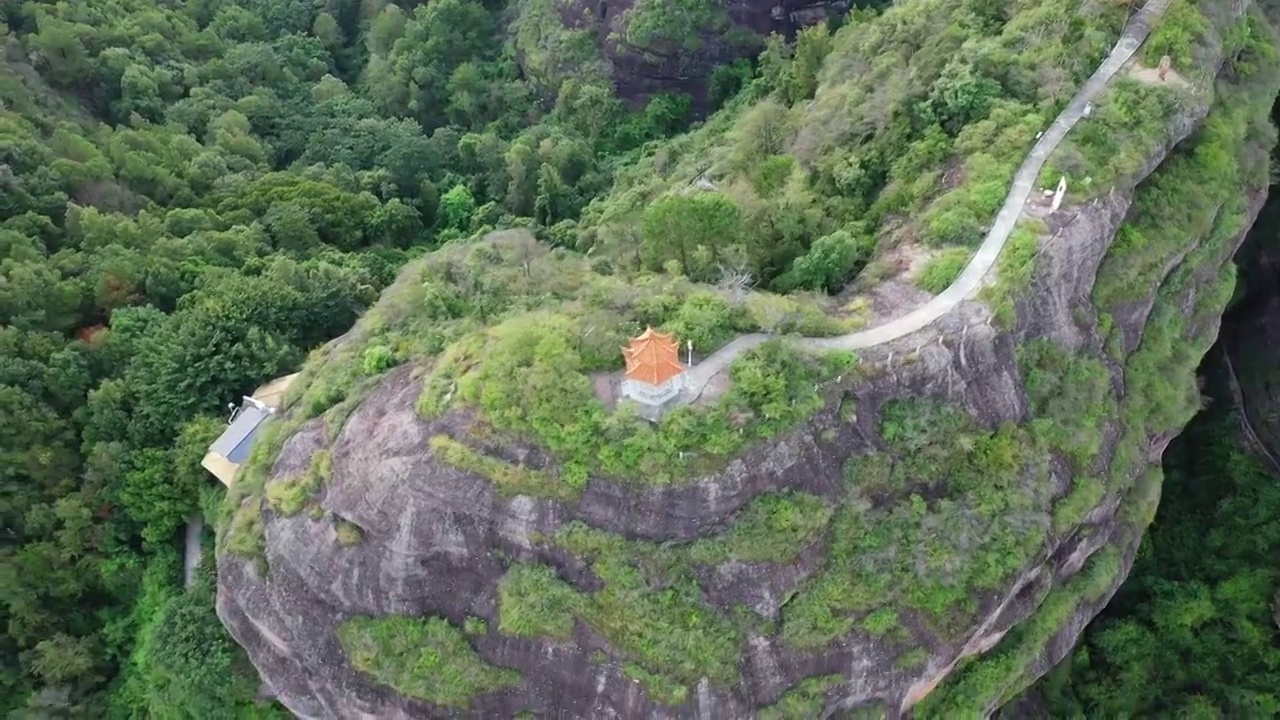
[225,498,266,561]
[758,675,844,720]
[981,222,1042,327]
[622,662,689,706]
[1052,477,1107,534]
[429,435,581,500]
[497,564,582,640]
[336,616,520,707]
[898,647,930,670]
[915,248,973,294]
[687,491,832,565]
[264,450,332,516]
[860,607,901,638]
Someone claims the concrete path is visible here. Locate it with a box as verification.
[184,517,203,588]
[681,0,1173,401]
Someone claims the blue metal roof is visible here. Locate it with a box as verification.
[209,404,273,463]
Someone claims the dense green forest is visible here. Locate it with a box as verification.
[0,0,720,712]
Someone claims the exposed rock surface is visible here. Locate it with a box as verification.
[217,3,1279,718]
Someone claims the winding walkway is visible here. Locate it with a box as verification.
[681,0,1173,401]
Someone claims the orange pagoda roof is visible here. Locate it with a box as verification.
[622,327,684,387]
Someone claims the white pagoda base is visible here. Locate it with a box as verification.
[620,374,687,421]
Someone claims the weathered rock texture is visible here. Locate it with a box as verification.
[218,3,1279,719]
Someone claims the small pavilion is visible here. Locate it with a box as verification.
[620,327,687,420]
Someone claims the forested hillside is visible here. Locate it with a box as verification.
[5,0,1277,714]
[0,0,706,712]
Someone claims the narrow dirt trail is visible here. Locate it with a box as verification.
[681,0,1174,400]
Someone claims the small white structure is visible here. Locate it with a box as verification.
[620,327,687,419]
[1050,175,1068,213]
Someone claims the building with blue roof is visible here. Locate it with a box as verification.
[201,373,298,486]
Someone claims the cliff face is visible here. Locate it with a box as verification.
[216,2,1280,718]
[509,0,856,106]
[1221,187,1280,463]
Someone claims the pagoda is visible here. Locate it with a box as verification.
[620,327,687,417]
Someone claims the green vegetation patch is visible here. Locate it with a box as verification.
[1142,0,1210,69]
[1119,195,1258,447]
[980,222,1042,327]
[915,248,973,294]
[758,675,844,720]
[1018,340,1116,470]
[1092,46,1277,311]
[622,662,691,706]
[1051,477,1106,534]
[336,616,520,707]
[916,547,1121,716]
[551,523,744,689]
[898,647,931,670]
[783,400,1052,649]
[264,450,332,516]
[1040,78,1182,199]
[1115,75,1272,444]
[687,491,832,565]
[915,104,1048,248]
[335,520,364,547]
[429,435,580,500]
[497,563,582,640]
[426,311,855,484]
[860,607,901,638]
[225,499,266,561]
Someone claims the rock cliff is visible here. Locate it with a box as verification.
[1220,193,1280,464]
[508,0,862,107]
[216,1,1280,717]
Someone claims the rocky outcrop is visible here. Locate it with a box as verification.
[217,2,1279,718]
[509,0,855,107]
